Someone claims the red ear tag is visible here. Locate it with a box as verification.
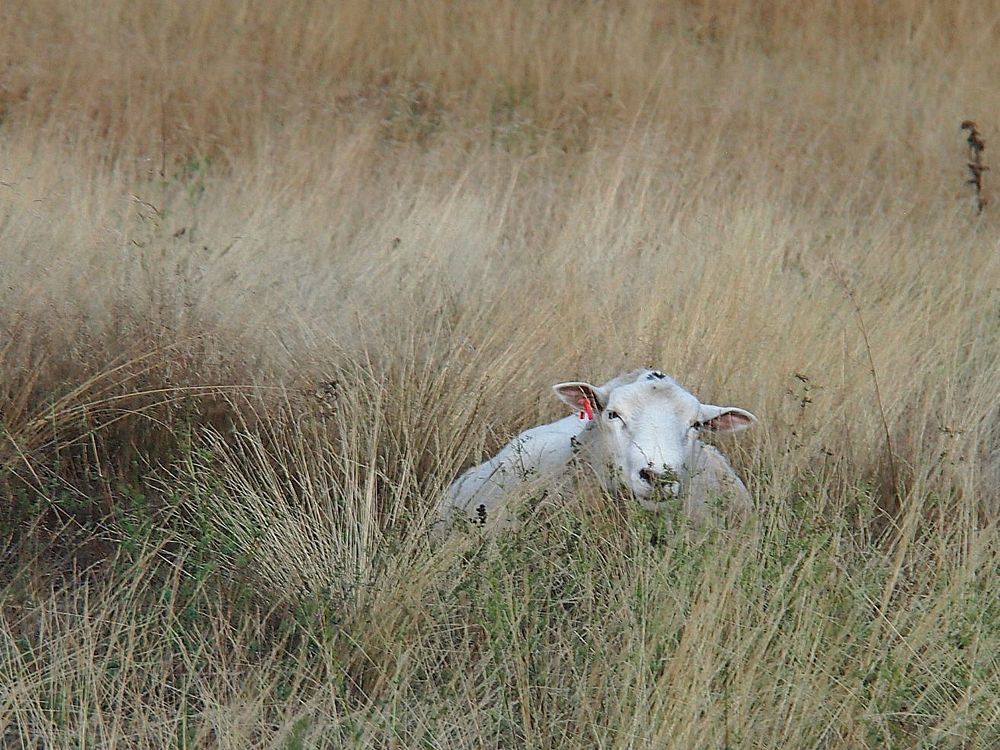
[580,397,594,421]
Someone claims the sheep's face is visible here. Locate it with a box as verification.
[555,371,756,507]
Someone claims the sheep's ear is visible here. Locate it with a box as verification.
[553,382,608,413]
[696,405,757,433]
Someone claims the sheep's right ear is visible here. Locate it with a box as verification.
[553,382,608,413]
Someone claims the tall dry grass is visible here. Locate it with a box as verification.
[1,1,999,747]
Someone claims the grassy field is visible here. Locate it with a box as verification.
[1,1,999,747]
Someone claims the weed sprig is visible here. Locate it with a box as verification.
[961,120,988,213]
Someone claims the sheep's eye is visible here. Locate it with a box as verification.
[690,420,704,431]
[607,410,623,422]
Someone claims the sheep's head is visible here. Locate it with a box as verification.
[554,370,756,507]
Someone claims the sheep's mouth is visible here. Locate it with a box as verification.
[638,482,683,509]
[642,466,683,497]
[617,476,684,510]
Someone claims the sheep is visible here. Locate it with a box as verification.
[434,368,757,535]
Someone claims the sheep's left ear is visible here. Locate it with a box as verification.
[553,382,608,413]
[696,405,757,433]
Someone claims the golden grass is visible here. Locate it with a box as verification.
[1,1,999,747]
